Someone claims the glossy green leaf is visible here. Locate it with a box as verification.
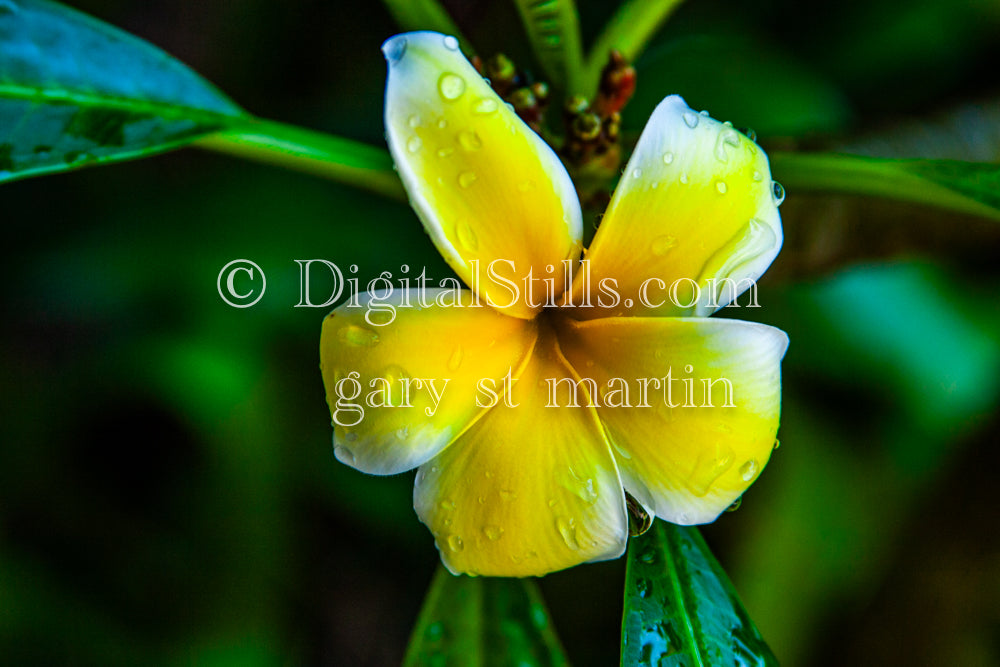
[0,0,244,184]
[403,566,570,667]
[195,118,405,201]
[621,521,777,667]
[512,0,584,94]
[770,152,1000,222]
[380,0,471,54]
[583,0,686,96]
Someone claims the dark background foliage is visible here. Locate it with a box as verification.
[2,1,1000,665]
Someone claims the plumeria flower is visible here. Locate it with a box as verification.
[320,32,788,577]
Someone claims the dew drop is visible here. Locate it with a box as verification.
[499,489,517,501]
[752,170,763,182]
[334,444,356,464]
[438,72,467,101]
[425,621,445,642]
[726,496,743,512]
[407,114,421,128]
[447,346,464,371]
[338,324,380,347]
[458,130,482,151]
[682,112,700,129]
[458,171,477,188]
[773,438,781,450]
[442,35,459,51]
[383,35,407,63]
[439,499,456,511]
[651,235,677,257]
[395,426,409,440]
[639,548,657,565]
[662,151,674,165]
[484,525,504,541]
[436,147,454,158]
[740,459,758,481]
[631,168,643,179]
[556,516,580,550]
[473,97,499,115]
[406,136,422,153]
[437,118,448,129]
[680,172,689,184]
[700,109,711,117]
[455,221,479,250]
[636,578,653,598]
[716,181,728,194]
[447,535,465,552]
[771,181,786,205]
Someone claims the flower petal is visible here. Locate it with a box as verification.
[555,315,788,524]
[319,289,536,475]
[567,95,782,318]
[383,32,583,319]
[414,324,627,576]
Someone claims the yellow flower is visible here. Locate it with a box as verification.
[320,32,788,577]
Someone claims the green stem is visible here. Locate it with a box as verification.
[195,118,406,202]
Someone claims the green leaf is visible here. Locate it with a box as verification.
[512,0,585,94]
[403,565,570,667]
[769,152,1000,222]
[621,520,777,667]
[624,35,851,138]
[582,0,686,97]
[195,118,405,201]
[0,0,244,184]
[380,0,472,55]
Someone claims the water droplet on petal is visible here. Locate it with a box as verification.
[726,496,743,512]
[447,535,465,552]
[458,130,482,151]
[407,114,421,128]
[443,35,459,51]
[632,168,643,179]
[458,171,477,188]
[740,459,758,481]
[772,181,786,205]
[439,499,456,511]
[334,444,356,464]
[447,346,464,371]
[753,170,763,182]
[651,235,677,257]
[338,324,380,347]
[773,438,781,450]
[499,489,517,501]
[395,426,409,440]
[716,181,728,194]
[700,109,711,117]
[662,151,675,165]
[682,112,700,129]
[383,35,407,62]
[680,172,689,184]
[473,97,499,115]
[556,516,580,550]
[484,526,503,541]
[455,221,478,250]
[406,136,422,153]
[438,72,466,101]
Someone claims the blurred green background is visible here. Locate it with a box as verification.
[2,0,1000,665]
